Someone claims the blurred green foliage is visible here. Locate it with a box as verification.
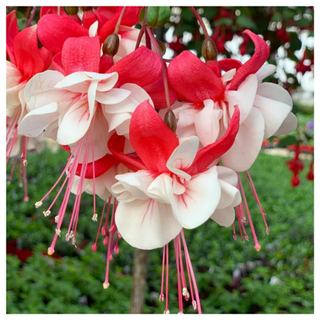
[7,132,314,313]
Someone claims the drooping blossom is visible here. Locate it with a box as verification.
[6,10,51,200]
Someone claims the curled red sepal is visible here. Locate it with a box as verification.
[218,58,242,72]
[76,153,119,178]
[229,30,270,91]
[167,50,225,103]
[129,100,179,173]
[108,133,146,172]
[187,106,240,175]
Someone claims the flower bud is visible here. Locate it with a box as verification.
[164,110,177,133]
[202,38,218,61]
[66,6,79,15]
[79,6,93,12]
[103,34,120,57]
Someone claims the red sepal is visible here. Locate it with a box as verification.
[6,10,19,64]
[187,106,240,175]
[218,59,242,72]
[129,100,179,173]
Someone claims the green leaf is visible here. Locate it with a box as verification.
[236,15,257,29]
[155,6,171,28]
[289,36,302,51]
[139,7,145,22]
[201,7,218,20]
[181,7,194,23]
[146,6,159,27]
[297,17,312,28]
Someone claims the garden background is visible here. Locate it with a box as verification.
[6,6,314,314]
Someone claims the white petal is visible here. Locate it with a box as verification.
[216,166,238,186]
[115,199,182,249]
[273,112,298,136]
[195,100,222,146]
[104,112,132,133]
[254,94,292,139]
[96,88,131,105]
[57,100,94,145]
[113,170,154,200]
[257,82,293,107]
[89,21,99,37]
[256,64,276,82]
[210,206,235,227]
[54,72,91,88]
[147,173,173,203]
[225,74,258,124]
[18,102,59,138]
[166,136,199,180]
[88,80,98,115]
[222,68,236,83]
[170,166,221,229]
[221,107,264,172]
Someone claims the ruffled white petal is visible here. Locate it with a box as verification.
[115,199,182,250]
[166,136,199,181]
[96,88,131,105]
[195,99,222,146]
[210,206,235,227]
[273,112,298,136]
[225,74,258,124]
[221,107,265,172]
[255,64,276,82]
[170,166,221,229]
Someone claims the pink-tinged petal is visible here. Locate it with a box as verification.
[6,10,19,64]
[107,46,162,88]
[115,198,182,249]
[18,102,59,137]
[210,207,235,227]
[195,99,222,146]
[225,74,258,124]
[170,166,221,229]
[222,69,236,83]
[24,71,70,111]
[167,137,199,181]
[114,171,154,200]
[229,30,270,91]
[256,64,276,82]
[130,100,179,172]
[76,153,119,178]
[52,53,66,75]
[216,167,241,210]
[61,36,101,75]
[105,111,131,133]
[88,80,99,115]
[168,50,225,103]
[218,58,242,72]
[89,21,99,37]
[188,106,240,175]
[114,26,146,63]
[147,174,174,203]
[38,14,88,53]
[254,87,292,139]
[96,88,131,105]
[273,112,298,136]
[13,25,45,80]
[142,73,178,109]
[108,133,146,172]
[6,82,24,110]
[221,107,264,172]
[57,100,94,145]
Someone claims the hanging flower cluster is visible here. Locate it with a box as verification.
[6,6,298,314]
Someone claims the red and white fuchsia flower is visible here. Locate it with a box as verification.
[6,6,300,314]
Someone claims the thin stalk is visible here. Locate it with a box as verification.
[27,6,37,27]
[189,6,210,39]
[114,6,127,34]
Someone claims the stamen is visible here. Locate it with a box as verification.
[43,210,51,217]
[174,238,183,314]
[92,199,107,252]
[159,246,166,301]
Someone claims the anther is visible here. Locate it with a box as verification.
[55,215,59,223]
[35,201,43,208]
[47,247,55,255]
[159,293,164,301]
[192,300,197,310]
[55,228,61,237]
[43,210,51,217]
[23,159,28,166]
[92,213,98,221]
[103,282,110,289]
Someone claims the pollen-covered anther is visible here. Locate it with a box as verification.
[192,300,197,310]
[47,247,55,255]
[103,282,110,289]
[55,215,59,223]
[241,217,247,224]
[92,213,98,221]
[35,201,43,208]
[43,210,51,217]
[164,309,170,314]
[71,237,77,247]
[23,159,28,166]
[159,293,164,301]
[55,228,61,237]
[178,311,184,314]
[182,287,189,297]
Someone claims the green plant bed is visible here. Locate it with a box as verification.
[7,148,314,314]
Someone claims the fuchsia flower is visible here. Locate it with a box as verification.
[107,100,241,249]
[17,35,162,256]
[6,10,51,199]
[168,30,297,172]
